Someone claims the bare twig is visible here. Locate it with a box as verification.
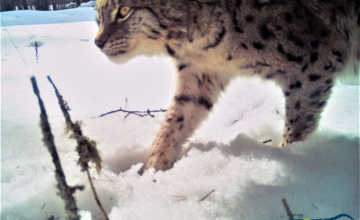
[311,203,318,210]
[263,139,272,144]
[281,198,293,220]
[94,108,167,119]
[46,76,108,220]
[31,76,81,220]
[199,190,215,202]
[86,167,108,220]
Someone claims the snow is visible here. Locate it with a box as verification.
[79,1,96,8]
[1,7,96,26]
[1,7,359,220]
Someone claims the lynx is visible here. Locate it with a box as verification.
[94,0,359,172]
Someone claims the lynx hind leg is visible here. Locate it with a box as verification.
[279,75,334,147]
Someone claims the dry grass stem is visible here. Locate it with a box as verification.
[86,167,109,220]
[46,75,109,220]
[31,76,81,220]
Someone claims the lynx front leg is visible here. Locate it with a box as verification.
[279,77,334,147]
[143,68,225,172]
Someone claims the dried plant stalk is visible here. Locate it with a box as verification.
[46,76,108,220]
[31,76,81,220]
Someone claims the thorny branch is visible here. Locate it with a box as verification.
[31,77,81,220]
[94,108,167,119]
[47,76,109,220]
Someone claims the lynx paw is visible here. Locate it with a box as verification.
[138,153,174,175]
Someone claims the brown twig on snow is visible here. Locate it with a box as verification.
[94,108,167,119]
[86,167,109,220]
[263,139,272,144]
[31,76,81,220]
[281,198,294,220]
[199,190,215,202]
[46,76,109,220]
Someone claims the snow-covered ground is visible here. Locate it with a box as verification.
[1,7,359,220]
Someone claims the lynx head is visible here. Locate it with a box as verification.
[94,0,187,63]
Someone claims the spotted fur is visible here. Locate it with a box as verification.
[95,0,360,171]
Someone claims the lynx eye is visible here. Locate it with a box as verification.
[117,6,132,19]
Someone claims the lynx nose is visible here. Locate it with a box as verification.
[94,39,106,49]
